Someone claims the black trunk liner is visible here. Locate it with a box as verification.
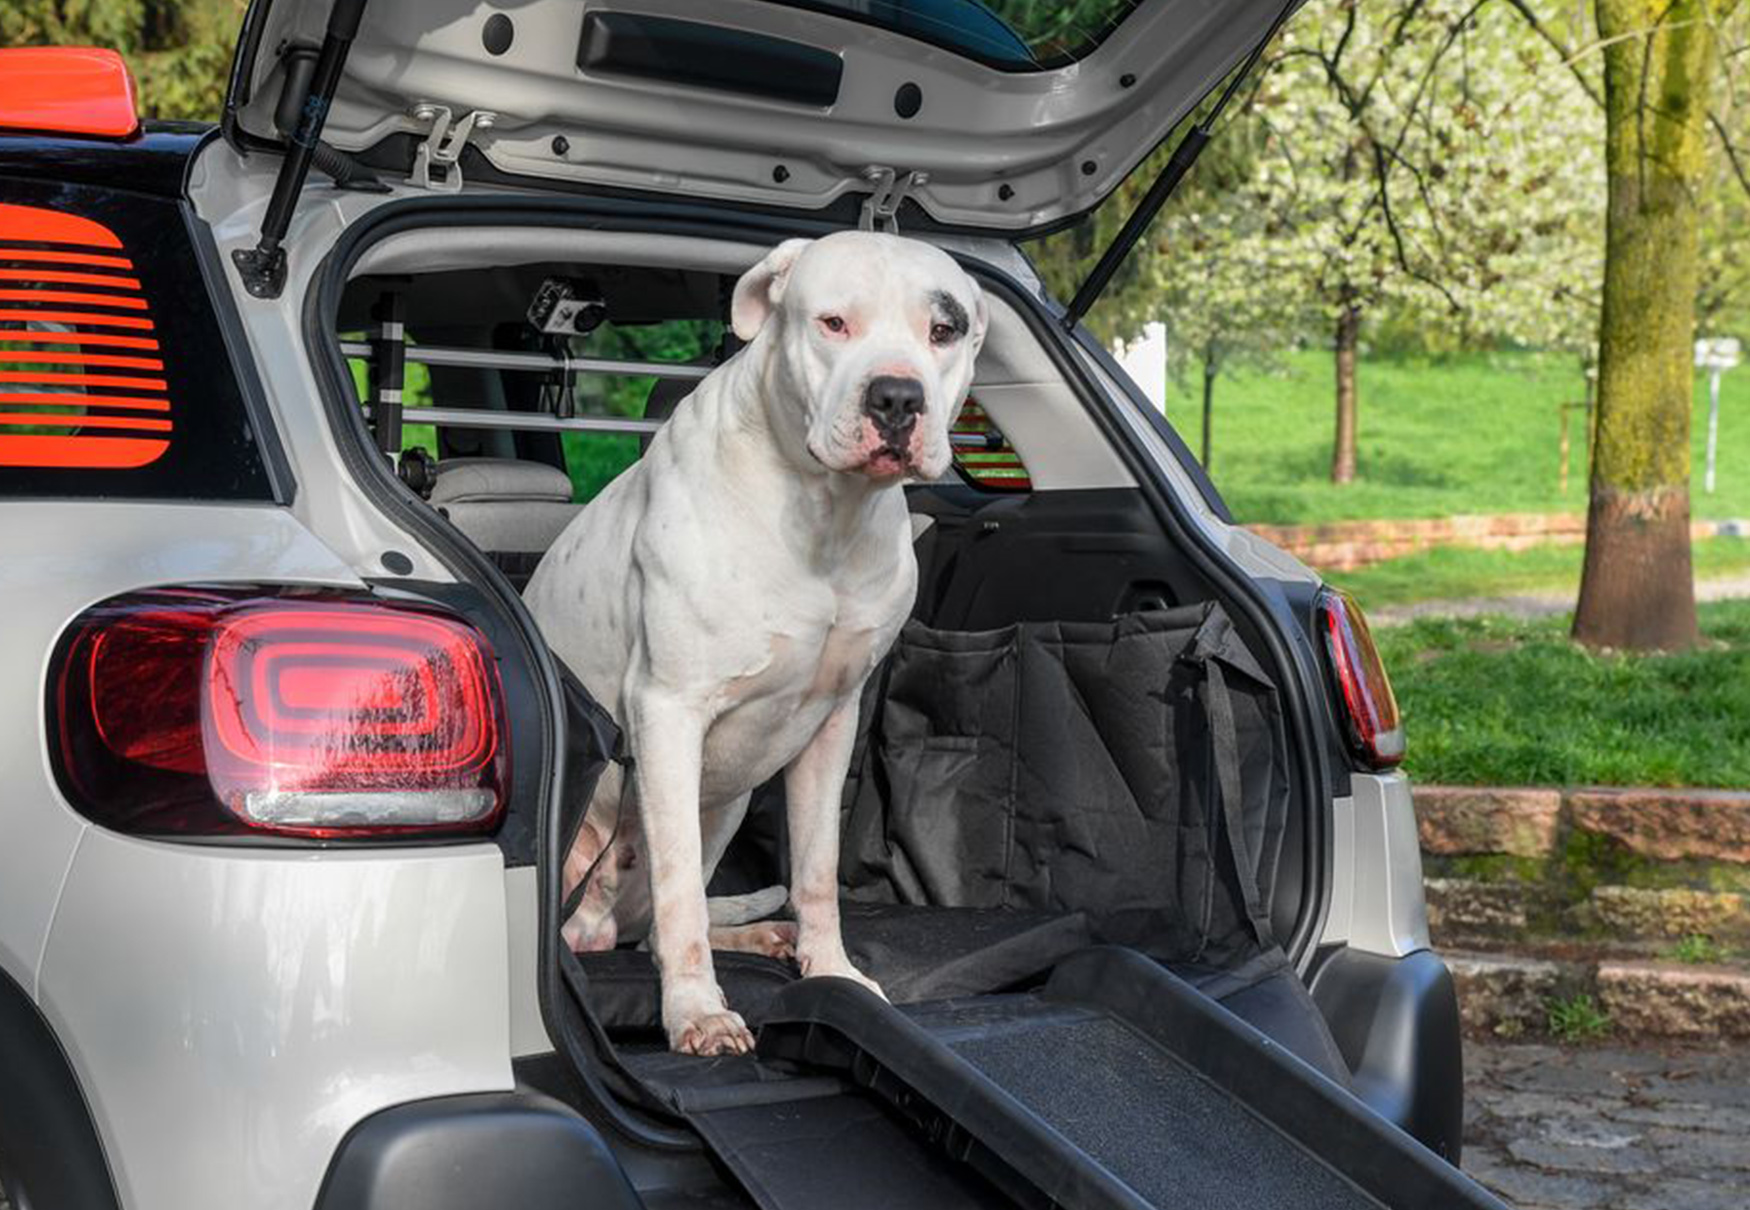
[575,903,1096,1032]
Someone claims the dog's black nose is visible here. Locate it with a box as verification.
[863,376,926,433]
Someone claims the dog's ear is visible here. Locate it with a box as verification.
[967,276,990,353]
[732,238,812,341]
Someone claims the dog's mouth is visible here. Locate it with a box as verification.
[860,444,911,478]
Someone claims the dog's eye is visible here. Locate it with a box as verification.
[819,315,847,335]
[930,322,959,346]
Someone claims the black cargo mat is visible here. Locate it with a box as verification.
[576,903,1095,1031]
[753,947,1506,1210]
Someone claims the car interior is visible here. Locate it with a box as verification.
[323,228,1483,1209]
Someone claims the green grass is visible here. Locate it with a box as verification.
[1164,350,1750,525]
[1329,535,1750,610]
[1379,600,1750,789]
[1670,934,1731,965]
[1546,993,1611,1043]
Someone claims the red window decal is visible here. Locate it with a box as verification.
[0,202,170,469]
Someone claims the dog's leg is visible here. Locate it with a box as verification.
[628,690,755,1056]
[784,699,885,998]
[560,766,626,952]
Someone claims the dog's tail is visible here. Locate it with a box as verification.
[706,886,789,927]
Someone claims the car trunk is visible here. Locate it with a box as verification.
[228,2,1469,1203]
[298,207,1500,1209]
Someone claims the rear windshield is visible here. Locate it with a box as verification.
[755,0,1142,71]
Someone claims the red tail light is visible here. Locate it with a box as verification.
[1317,589,1405,769]
[51,587,508,839]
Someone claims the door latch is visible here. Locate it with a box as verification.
[859,166,929,234]
[408,104,495,192]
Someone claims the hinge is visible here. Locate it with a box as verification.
[859,166,928,234]
[407,104,496,192]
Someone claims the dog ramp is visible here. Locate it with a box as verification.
[742,947,1509,1210]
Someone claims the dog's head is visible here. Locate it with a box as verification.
[731,231,988,482]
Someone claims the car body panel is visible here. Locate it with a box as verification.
[1322,772,1431,958]
[189,143,465,583]
[503,865,549,1057]
[226,0,1296,233]
[0,125,204,197]
[0,502,362,1001]
[0,500,525,1209]
[39,835,513,1210]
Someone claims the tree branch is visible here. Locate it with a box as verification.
[1499,0,1605,108]
[1710,110,1750,197]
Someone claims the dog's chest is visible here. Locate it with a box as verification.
[699,605,896,800]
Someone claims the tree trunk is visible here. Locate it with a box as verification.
[1200,346,1217,468]
[1572,0,1717,651]
[1331,302,1361,484]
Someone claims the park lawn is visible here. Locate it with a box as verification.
[1378,600,1750,789]
[1328,535,1750,610]
[1163,350,1750,526]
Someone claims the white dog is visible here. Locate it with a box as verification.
[524,231,988,1055]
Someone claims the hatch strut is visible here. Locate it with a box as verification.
[233,0,370,300]
[1061,0,1298,330]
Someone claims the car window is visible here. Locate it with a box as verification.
[562,319,721,502]
[344,317,723,504]
[950,397,1031,490]
[0,181,278,500]
[750,0,1143,71]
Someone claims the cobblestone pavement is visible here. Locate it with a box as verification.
[1466,1041,1750,1209]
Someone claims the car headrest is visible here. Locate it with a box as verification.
[429,457,574,505]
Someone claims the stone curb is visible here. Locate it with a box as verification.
[1448,952,1750,1040]
[1596,962,1750,1037]
[1416,786,1563,858]
[1569,789,1750,864]
[1448,952,1583,1038]
[1246,514,1743,572]
[1416,784,1750,866]
[1589,886,1748,941]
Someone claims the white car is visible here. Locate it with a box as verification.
[0,4,1484,1209]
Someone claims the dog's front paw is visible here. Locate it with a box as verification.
[664,981,755,1055]
[670,1009,755,1056]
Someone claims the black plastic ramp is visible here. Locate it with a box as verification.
[758,947,1507,1210]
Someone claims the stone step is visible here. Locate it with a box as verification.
[1447,951,1750,1041]
[1415,784,1750,866]
[1598,962,1750,1039]
[1427,878,1749,948]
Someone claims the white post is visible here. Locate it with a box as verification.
[1706,366,1721,494]
[1695,337,1739,495]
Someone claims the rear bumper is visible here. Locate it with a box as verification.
[313,1091,641,1210]
[1310,946,1465,1164]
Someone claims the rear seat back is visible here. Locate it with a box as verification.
[430,457,581,586]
